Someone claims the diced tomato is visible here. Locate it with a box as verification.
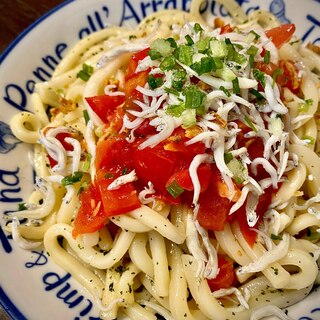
[95,135,133,171]
[220,24,233,34]
[265,24,296,48]
[73,184,107,235]
[279,60,300,93]
[134,119,157,137]
[207,255,236,291]
[48,132,73,167]
[124,70,149,111]
[85,95,125,123]
[96,167,141,216]
[125,48,150,79]
[165,164,211,192]
[132,143,178,193]
[197,168,231,231]
[235,186,274,247]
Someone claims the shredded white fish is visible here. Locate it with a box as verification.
[107,170,137,190]
[237,233,290,274]
[250,304,293,320]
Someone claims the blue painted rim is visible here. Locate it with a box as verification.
[0,2,75,318]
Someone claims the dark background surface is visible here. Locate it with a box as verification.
[1,1,65,319]
[0,0,65,55]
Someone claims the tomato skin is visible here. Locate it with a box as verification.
[197,168,231,231]
[73,184,107,235]
[95,135,133,171]
[96,168,141,216]
[235,186,274,247]
[132,143,178,193]
[220,24,233,34]
[48,132,73,167]
[85,95,125,123]
[125,48,150,79]
[166,164,211,192]
[265,24,296,48]
[207,256,236,291]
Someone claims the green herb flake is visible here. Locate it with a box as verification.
[194,23,203,33]
[61,172,83,186]
[253,69,266,88]
[76,63,94,81]
[244,115,257,132]
[232,77,240,94]
[147,74,163,89]
[271,234,283,240]
[166,181,184,198]
[219,85,231,97]
[166,103,185,117]
[264,50,271,64]
[18,203,27,211]
[224,153,233,164]
[83,110,90,125]
[250,88,264,101]
[191,56,215,75]
[272,68,283,87]
[298,99,313,113]
[160,56,176,71]
[185,34,194,45]
[174,45,193,66]
[250,30,261,40]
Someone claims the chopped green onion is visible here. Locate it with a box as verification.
[250,88,264,101]
[191,56,215,75]
[166,37,177,48]
[77,181,90,195]
[210,39,228,58]
[61,172,83,186]
[77,64,94,81]
[150,38,172,57]
[83,110,90,125]
[18,203,27,211]
[225,38,232,45]
[271,234,283,240]
[213,57,224,69]
[194,23,203,33]
[264,50,271,64]
[165,87,179,96]
[166,181,184,198]
[227,158,247,185]
[232,77,240,94]
[247,45,258,67]
[182,109,196,128]
[83,153,92,171]
[302,135,315,145]
[219,86,231,97]
[224,152,233,164]
[105,172,115,179]
[227,44,246,65]
[174,69,187,80]
[253,69,266,88]
[166,104,185,117]
[147,74,163,89]
[148,49,162,60]
[272,68,283,87]
[215,65,236,81]
[298,98,313,113]
[160,56,176,71]
[196,38,210,53]
[250,30,260,40]
[185,34,194,45]
[183,85,206,111]
[244,115,257,132]
[122,167,128,175]
[174,45,193,66]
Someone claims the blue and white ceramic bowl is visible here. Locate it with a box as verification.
[0,0,320,319]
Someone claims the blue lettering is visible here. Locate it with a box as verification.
[33,66,52,82]
[0,226,12,253]
[56,43,68,60]
[120,0,142,25]
[3,84,27,111]
[0,168,22,203]
[57,282,84,308]
[79,7,110,39]
[25,250,48,268]
[141,1,152,17]
[26,80,36,95]
[164,0,177,9]
[302,14,320,42]
[43,272,71,291]
[182,0,192,11]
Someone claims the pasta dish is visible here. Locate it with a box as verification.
[6,0,320,319]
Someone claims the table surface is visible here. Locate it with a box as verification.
[1,1,65,318]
